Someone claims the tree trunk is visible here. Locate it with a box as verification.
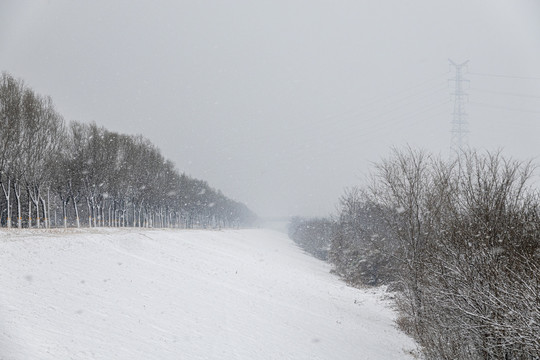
[91,198,97,228]
[36,199,40,228]
[73,197,80,228]
[1,178,11,228]
[62,199,68,228]
[47,188,50,228]
[28,196,32,228]
[86,198,92,227]
[28,186,41,229]
[40,196,48,229]
[14,182,22,229]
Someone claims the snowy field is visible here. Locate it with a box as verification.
[0,228,416,359]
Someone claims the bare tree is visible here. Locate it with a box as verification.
[0,73,25,228]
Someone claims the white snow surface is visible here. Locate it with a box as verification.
[0,228,416,359]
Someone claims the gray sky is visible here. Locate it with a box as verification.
[1,0,539,218]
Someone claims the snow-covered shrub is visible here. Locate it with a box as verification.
[331,148,540,359]
[288,216,336,261]
[329,187,400,287]
[370,149,540,359]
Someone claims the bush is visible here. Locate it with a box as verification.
[288,217,336,261]
[331,148,540,359]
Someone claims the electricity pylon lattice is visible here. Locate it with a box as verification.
[449,59,469,151]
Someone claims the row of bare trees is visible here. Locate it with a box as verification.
[296,148,539,359]
[0,72,257,229]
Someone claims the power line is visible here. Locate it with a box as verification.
[257,76,448,142]
[319,73,447,124]
[470,101,540,114]
[468,72,540,81]
[470,88,540,100]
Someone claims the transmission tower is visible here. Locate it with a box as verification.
[449,59,469,151]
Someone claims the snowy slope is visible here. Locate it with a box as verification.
[0,228,416,359]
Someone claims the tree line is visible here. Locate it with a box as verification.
[289,148,540,359]
[0,72,257,229]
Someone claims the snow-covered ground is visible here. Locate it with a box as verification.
[0,228,416,359]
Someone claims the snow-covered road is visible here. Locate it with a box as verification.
[0,228,415,359]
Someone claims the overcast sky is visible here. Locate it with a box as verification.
[1,0,539,218]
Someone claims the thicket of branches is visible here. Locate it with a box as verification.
[288,217,336,260]
[0,72,257,229]
[328,148,540,359]
[329,187,399,286]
